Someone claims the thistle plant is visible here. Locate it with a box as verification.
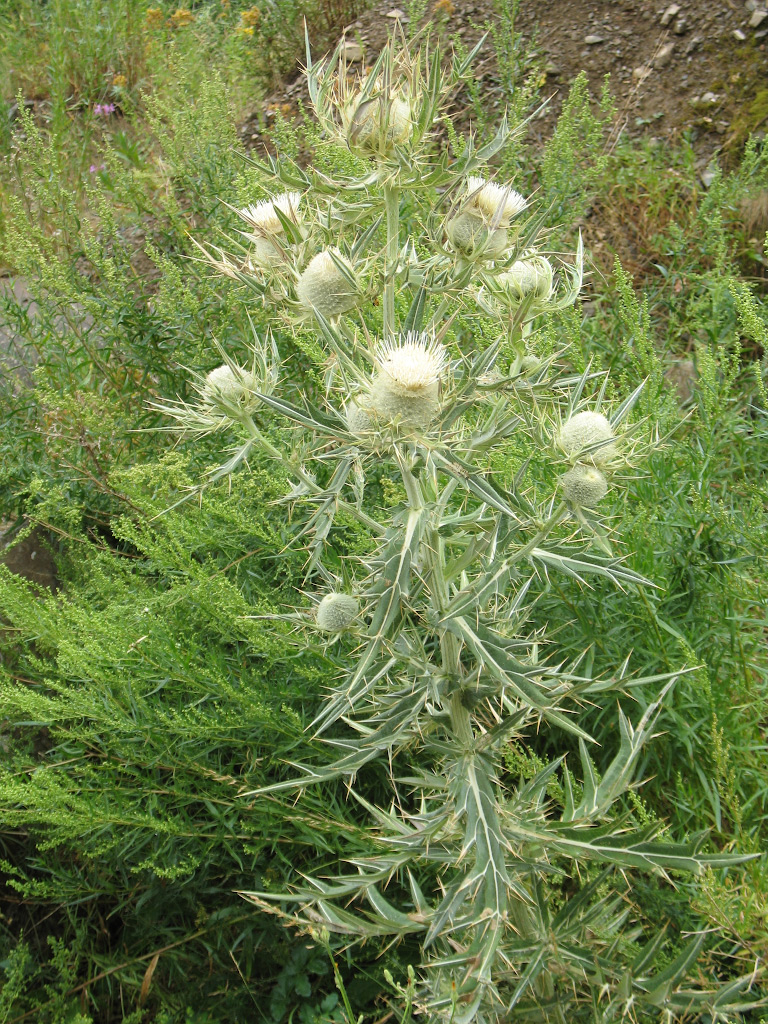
[159,30,758,1024]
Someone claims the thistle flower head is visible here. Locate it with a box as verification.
[464,176,527,227]
[498,254,554,304]
[316,592,360,632]
[367,333,447,429]
[375,332,448,392]
[240,192,301,235]
[561,464,609,506]
[558,411,616,464]
[240,192,302,265]
[296,248,359,318]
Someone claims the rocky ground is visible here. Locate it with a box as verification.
[243,0,768,173]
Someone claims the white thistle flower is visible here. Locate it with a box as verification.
[316,592,360,632]
[558,411,617,464]
[561,464,609,506]
[464,176,527,226]
[240,192,301,264]
[367,332,448,429]
[296,249,359,318]
[498,254,554,304]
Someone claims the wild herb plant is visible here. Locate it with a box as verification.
[160,31,760,1022]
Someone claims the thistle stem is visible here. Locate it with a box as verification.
[383,183,400,338]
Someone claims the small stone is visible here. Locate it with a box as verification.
[700,164,718,187]
[665,360,697,404]
[660,3,681,26]
[673,15,688,33]
[544,62,562,75]
[686,35,703,53]
[745,0,758,10]
[749,9,768,27]
[340,39,364,61]
[584,34,605,44]
[633,65,652,83]
[385,7,407,17]
[653,42,676,67]
[733,27,748,39]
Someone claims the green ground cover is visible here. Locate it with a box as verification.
[0,1,767,1021]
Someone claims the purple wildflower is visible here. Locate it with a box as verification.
[94,103,116,116]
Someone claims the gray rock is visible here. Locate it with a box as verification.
[733,27,748,39]
[584,34,605,44]
[340,39,364,61]
[665,360,697,405]
[660,3,681,26]
[673,15,688,33]
[745,0,758,10]
[633,65,653,83]
[653,42,676,67]
[749,9,768,27]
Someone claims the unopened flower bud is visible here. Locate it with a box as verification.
[367,332,447,430]
[558,411,616,464]
[240,192,301,265]
[498,254,553,304]
[296,249,359,318]
[348,94,411,154]
[520,354,541,374]
[202,364,260,412]
[316,592,359,632]
[561,464,609,506]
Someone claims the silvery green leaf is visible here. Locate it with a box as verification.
[255,392,345,438]
[567,680,676,821]
[530,546,653,589]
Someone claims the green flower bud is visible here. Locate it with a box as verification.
[561,464,609,506]
[296,249,359,318]
[498,254,553,304]
[520,354,541,374]
[558,411,616,464]
[316,593,360,632]
[202,365,260,412]
[348,94,411,154]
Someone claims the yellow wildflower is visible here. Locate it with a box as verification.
[169,8,195,27]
